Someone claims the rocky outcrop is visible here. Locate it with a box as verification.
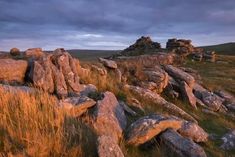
[99,58,117,69]
[160,129,207,157]
[124,85,197,122]
[97,135,124,157]
[164,65,197,108]
[120,36,161,56]
[178,121,208,143]
[24,48,44,59]
[29,48,82,98]
[215,90,235,112]
[204,51,216,62]
[59,96,96,117]
[10,48,20,56]
[221,130,235,150]
[166,38,197,56]
[125,114,183,146]
[0,59,28,84]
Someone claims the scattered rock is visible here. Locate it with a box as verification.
[125,114,183,146]
[0,59,28,84]
[178,121,208,143]
[221,130,235,150]
[97,135,124,157]
[99,58,117,69]
[93,92,126,142]
[59,96,96,117]
[125,85,197,122]
[24,48,44,59]
[160,129,207,157]
[10,48,20,56]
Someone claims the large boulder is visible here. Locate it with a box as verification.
[0,59,28,84]
[178,121,208,143]
[124,85,197,122]
[97,135,124,157]
[10,48,20,56]
[160,129,207,157]
[220,130,235,150]
[125,114,183,146]
[99,58,117,69]
[59,96,96,117]
[24,48,44,59]
[29,48,82,98]
[93,91,126,142]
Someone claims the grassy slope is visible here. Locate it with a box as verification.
[200,42,235,55]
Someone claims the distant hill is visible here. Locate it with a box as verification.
[200,42,235,55]
[67,49,120,61]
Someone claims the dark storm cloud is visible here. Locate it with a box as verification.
[0,0,235,50]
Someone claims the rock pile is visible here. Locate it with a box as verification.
[29,48,82,98]
[120,36,161,56]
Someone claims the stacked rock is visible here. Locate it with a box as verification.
[166,38,195,56]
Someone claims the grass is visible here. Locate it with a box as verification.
[200,43,235,55]
[0,87,97,157]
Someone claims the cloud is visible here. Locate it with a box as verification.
[0,0,235,50]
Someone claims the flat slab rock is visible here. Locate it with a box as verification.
[59,96,96,117]
[125,114,183,146]
[0,59,28,84]
[93,91,126,142]
[97,135,124,157]
[221,130,235,150]
[160,129,207,157]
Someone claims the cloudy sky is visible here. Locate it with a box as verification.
[0,0,235,51]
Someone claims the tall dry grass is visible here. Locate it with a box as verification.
[0,87,85,157]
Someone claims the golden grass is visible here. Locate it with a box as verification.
[0,87,84,157]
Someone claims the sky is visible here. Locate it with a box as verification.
[0,0,235,51]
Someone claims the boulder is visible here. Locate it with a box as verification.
[10,48,20,56]
[97,135,124,157]
[99,58,117,69]
[0,59,28,84]
[220,130,235,150]
[142,66,169,93]
[125,114,183,146]
[124,85,197,122]
[93,92,126,142]
[180,81,197,109]
[164,65,195,88]
[59,96,96,117]
[178,121,208,143]
[160,129,207,157]
[119,101,137,116]
[24,48,44,59]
